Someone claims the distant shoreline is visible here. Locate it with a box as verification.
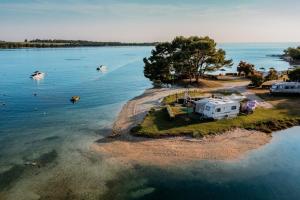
[0,40,157,49]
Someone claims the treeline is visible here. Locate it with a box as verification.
[284,46,300,60]
[0,39,157,49]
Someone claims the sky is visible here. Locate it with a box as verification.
[0,0,300,43]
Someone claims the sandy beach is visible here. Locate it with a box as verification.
[92,80,274,166]
[92,129,271,166]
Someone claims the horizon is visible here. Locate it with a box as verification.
[1,0,300,43]
[1,39,300,45]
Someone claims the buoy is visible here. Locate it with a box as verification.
[71,96,80,103]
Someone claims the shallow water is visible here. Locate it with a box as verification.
[107,127,300,200]
[0,44,299,199]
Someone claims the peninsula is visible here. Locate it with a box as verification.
[93,36,300,166]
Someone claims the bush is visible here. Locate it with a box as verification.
[250,73,264,87]
[265,69,279,81]
[152,80,163,88]
[237,61,255,77]
[285,47,300,60]
[288,67,300,82]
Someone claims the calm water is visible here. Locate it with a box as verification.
[0,43,299,200]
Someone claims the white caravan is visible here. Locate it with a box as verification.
[194,98,240,120]
[270,82,300,94]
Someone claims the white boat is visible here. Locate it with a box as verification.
[31,71,45,80]
[97,65,108,72]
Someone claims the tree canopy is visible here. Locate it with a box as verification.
[265,68,279,81]
[250,72,264,87]
[288,68,300,82]
[284,47,300,60]
[143,36,232,85]
[237,61,255,77]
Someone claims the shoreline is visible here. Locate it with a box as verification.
[92,128,271,166]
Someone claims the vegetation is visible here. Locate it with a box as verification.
[284,47,300,60]
[288,67,300,81]
[0,39,157,49]
[237,61,255,77]
[143,36,232,85]
[250,72,264,87]
[264,68,279,81]
[133,107,299,138]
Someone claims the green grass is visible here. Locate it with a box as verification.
[132,89,300,138]
[133,107,300,138]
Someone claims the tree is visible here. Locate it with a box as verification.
[284,47,300,60]
[288,68,300,82]
[265,68,279,81]
[172,36,232,83]
[250,72,264,87]
[237,61,255,77]
[143,42,174,84]
[143,36,232,85]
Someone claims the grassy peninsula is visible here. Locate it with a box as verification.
[125,36,300,138]
[133,91,300,138]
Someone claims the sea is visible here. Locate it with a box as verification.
[0,43,299,200]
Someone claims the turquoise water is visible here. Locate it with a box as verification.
[219,43,297,72]
[0,44,300,199]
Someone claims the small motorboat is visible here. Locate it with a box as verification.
[31,71,45,80]
[70,96,80,104]
[97,65,108,72]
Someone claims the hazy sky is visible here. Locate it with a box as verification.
[1,0,300,42]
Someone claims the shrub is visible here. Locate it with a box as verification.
[152,80,163,88]
[237,61,255,77]
[250,73,264,87]
[288,67,300,82]
[265,69,279,81]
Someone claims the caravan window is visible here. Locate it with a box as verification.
[216,108,221,112]
[231,106,237,110]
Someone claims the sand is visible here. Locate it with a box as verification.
[92,129,271,166]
